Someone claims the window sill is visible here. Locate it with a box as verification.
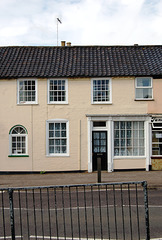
[17,103,38,105]
[8,155,29,158]
[92,102,112,105]
[134,99,154,101]
[46,154,70,157]
[48,102,68,105]
[114,156,146,159]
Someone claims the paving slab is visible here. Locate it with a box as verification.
[0,170,162,188]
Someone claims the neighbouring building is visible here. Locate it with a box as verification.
[0,44,162,172]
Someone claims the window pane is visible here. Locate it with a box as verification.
[127,122,132,129]
[133,122,138,129]
[93,121,106,127]
[114,130,119,138]
[121,139,125,146]
[49,123,54,130]
[120,122,125,129]
[49,131,54,137]
[61,131,66,137]
[114,148,119,156]
[127,130,131,138]
[55,123,60,130]
[114,139,119,147]
[137,78,151,87]
[55,146,60,153]
[143,89,152,98]
[127,139,132,146]
[49,146,54,153]
[114,122,119,129]
[61,123,66,130]
[93,132,99,139]
[127,148,132,156]
[61,139,66,145]
[136,89,143,98]
[55,131,60,137]
[62,146,67,153]
[49,139,54,146]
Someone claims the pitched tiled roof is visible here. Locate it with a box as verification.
[0,45,162,78]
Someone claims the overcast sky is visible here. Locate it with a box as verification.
[0,0,162,46]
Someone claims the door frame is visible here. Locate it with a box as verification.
[87,117,113,173]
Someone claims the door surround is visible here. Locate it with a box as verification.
[87,117,113,172]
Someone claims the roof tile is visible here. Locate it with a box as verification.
[0,45,161,78]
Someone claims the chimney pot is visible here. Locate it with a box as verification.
[67,42,71,46]
[61,41,66,46]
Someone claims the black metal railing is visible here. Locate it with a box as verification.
[0,181,150,240]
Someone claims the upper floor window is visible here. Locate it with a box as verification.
[135,77,153,100]
[46,120,69,156]
[9,125,28,156]
[48,79,68,104]
[17,79,37,104]
[91,78,112,104]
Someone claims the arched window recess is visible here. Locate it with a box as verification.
[9,125,29,157]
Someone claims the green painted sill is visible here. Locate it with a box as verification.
[8,155,29,158]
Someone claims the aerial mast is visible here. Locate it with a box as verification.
[57,18,62,46]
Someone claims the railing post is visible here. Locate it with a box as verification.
[97,157,101,183]
[8,188,15,240]
[142,181,150,240]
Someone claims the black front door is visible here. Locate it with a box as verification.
[92,131,107,171]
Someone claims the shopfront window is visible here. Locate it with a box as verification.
[152,129,162,156]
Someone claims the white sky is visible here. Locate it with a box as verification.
[0,0,162,46]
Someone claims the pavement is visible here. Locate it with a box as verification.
[0,170,162,189]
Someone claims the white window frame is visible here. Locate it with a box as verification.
[9,125,28,156]
[152,128,162,156]
[17,79,38,104]
[47,79,68,104]
[152,119,162,156]
[91,78,112,104]
[114,120,145,157]
[135,77,153,100]
[46,119,69,157]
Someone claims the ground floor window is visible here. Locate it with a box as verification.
[9,125,28,156]
[114,121,145,156]
[152,129,162,156]
[46,120,69,156]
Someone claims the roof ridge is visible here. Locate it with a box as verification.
[0,45,162,48]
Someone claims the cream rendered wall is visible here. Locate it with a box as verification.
[148,78,162,113]
[113,159,146,169]
[34,77,148,171]
[0,80,33,171]
[0,77,149,172]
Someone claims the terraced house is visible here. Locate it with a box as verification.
[0,43,162,172]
